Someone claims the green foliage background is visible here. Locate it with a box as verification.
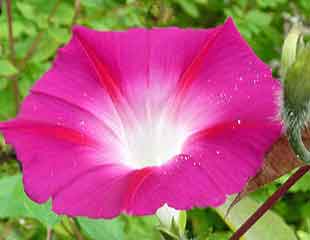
[0,0,309,239]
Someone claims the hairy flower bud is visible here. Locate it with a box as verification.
[282,24,310,162]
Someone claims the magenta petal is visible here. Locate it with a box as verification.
[0,18,283,218]
[0,120,125,204]
[0,28,129,207]
[124,19,283,215]
[72,26,220,121]
[52,164,130,219]
[126,121,281,215]
[173,18,282,132]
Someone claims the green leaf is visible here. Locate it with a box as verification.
[81,0,106,7]
[175,0,200,18]
[0,77,9,90]
[297,230,310,240]
[32,34,59,62]
[207,232,232,240]
[0,176,56,224]
[216,197,297,240]
[0,18,33,40]
[188,208,228,240]
[19,62,50,98]
[52,3,74,26]
[257,0,287,8]
[0,175,59,227]
[48,27,70,44]
[123,216,161,240]
[78,217,125,240]
[245,10,272,28]
[289,173,310,192]
[0,60,18,76]
[0,86,16,119]
[16,2,36,20]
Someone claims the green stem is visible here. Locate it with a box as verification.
[46,227,53,240]
[69,218,84,240]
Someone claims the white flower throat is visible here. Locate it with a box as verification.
[123,111,189,169]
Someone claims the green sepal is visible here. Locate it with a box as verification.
[280,24,304,78]
[157,226,180,240]
[177,211,187,236]
[157,215,188,240]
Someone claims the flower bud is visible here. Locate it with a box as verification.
[283,36,310,162]
[156,204,187,239]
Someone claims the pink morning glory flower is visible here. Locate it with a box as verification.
[0,18,282,218]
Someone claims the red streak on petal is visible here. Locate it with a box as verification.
[74,29,122,105]
[184,120,279,145]
[123,167,154,212]
[174,28,221,102]
[0,120,98,147]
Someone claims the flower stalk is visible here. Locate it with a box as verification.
[230,165,310,239]
[46,227,53,240]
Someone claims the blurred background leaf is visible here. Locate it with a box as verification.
[0,175,59,227]
[77,217,125,240]
[216,197,298,240]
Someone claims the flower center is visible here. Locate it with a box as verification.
[122,113,188,169]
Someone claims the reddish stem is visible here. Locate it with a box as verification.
[71,0,81,27]
[5,0,14,61]
[20,0,62,69]
[46,227,53,240]
[5,0,20,111]
[230,165,310,240]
